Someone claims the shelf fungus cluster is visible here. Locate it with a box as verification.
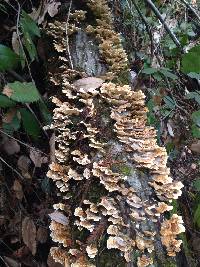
[86,0,128,79]
[46,0,184,266]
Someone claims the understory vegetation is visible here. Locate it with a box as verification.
[0,0,200,266]
[119,0,200,265]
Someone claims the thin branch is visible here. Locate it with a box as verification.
[16,1,34,82]
[180,0,200,23]
[0,129,48,156]
[145,0,183,51]
[7,70,26,82]
[0,155,24,180]
[126,0,154,59]
[25,103,49,138]
[65,0,74,69]
[2,0,17,12]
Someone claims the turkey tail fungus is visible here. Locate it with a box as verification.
[46,0,184,266]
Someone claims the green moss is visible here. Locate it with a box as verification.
[98,250,125,267]
[169,199,178,216]
[111,163,133,176]
[119,165,133,176]
[131,249,141,263]
[163,261,177,267]
[112,70,131,85]
[86,179,107,203]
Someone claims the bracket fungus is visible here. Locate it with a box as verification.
[46,0,184,266]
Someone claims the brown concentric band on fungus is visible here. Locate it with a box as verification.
[85,0,128,79]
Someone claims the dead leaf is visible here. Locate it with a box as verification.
[36,226,48,243]
[153,95,162,105]
[17,155,31,172]
[12,246,30,259]
[0,215,5,226]
[2,86,13,98]
[3,256,20,267]
[2,108,17,123]
[167,122,174,137]
[11,236,20,244]
[190,140,200,154]
[37,38,46,61]
[13,179,23,200]
[73,77,104,91]
[29,4,43,21]
[30,149,48,168]
[12,32,20,55]
[49,211,69,225]
[47,1,61,17]
[29,0,61,25]
[191,163,197,169]
[47,253,64,267]
[17,156,31,179]
[2,137,20,155]
[22,217,37,255]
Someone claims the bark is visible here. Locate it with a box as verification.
[70,29,107,76]
[48,1,186,266]
[69,13,179,267]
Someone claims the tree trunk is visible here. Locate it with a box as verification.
[47,1,185,266]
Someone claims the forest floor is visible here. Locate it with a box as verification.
[0,0,200,267]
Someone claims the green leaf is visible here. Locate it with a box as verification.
[181,45,200,74]
[0,95,16,108]
[19,47,26,69]
[20,11,40,38]
[147,99,159,126]
[3,113,20,135]
[142,67,157,74]
[159,68,178,80]
[38,101,52,125]
[186,91,200,105]
[160,108,174,118]
[20,108,41,139]
[187,72,200,80]
[41,177,51,194]
[194,204,200,228]
[191,124,200,138]
[193,179,200,191]
[163,96,176,109]
[4,81,41,103]
[169,199,178,216]
[0,3,8,14]
[152,72,162,81]
[192,110,200,126]
[20,11,40,61]
[0,44,19,71]
[23,31,38,61]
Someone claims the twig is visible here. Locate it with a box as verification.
[145,0,183,51]
[16,2,34,82]
[126,0,154,60]
[0,129,48,156]
[2,0,17,12]
[65,0,74,69]
[0,155,24,180]
[25,103,49,138]
[7,70,26,82]
[180,0,200,23]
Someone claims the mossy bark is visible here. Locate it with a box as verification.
[46,1,188,266]
[67,7,182,267]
